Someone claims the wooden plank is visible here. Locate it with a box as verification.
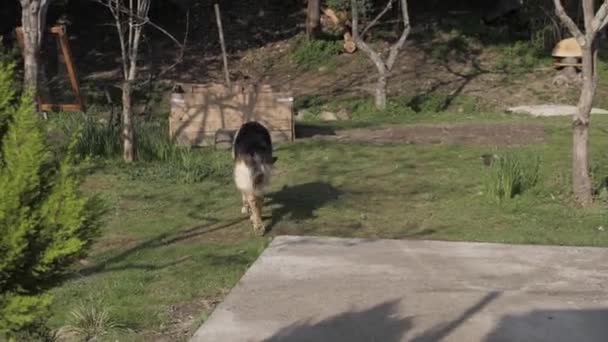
[56,26,85,111]
[170,108,292,124]
[15,26,83,112]
[39,103,82,112]
[172,130,293,147]
[180,94,292,108]
[170,118,293,133]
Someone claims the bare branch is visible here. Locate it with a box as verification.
[93,0,183,48]
[361,0,394,38]
[156,9,190,78]
[553,0,584,39]
[386,0,410,70]
[592,0,608,32]
[351,0,384,67]
[109,0,129,79]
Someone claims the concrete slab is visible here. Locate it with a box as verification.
[506,104,608,117]
[191,236,608,342]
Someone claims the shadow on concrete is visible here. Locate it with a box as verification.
[484,308,608,342]
[410,291,500,342]
[263,291,501,342]
[263,299,412,342]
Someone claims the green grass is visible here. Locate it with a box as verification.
[48,113,608,340]
[483,151,541,202]
[289,35,342,70]
[295,96,529,131]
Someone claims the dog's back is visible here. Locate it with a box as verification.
[233,121,275,194]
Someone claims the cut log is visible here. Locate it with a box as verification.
[343,31,356,53]
[322,7,357,54]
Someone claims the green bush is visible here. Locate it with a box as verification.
[408,93,449,113]
[349,98,416,120]
[51,115,231,183]
[125,149,232,184]
[325,0,371,18]
[0,63,100,337]
[484,151,540,202]
[290,36,342,69]
[494,41,543,74]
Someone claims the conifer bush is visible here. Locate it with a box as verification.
[0,62,100,337]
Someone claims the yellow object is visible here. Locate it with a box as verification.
[552,38,582,58]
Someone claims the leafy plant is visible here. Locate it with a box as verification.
[59,307,125,341]
[0,62,100,337]
[484,151,541,202]
[408,93,449,113]
[50,114,230,183]
[493,41,544,74]
[290,35,342,70]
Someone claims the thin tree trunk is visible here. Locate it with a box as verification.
[351,0,410,110]
[215,3,231,87]
[122,81,134,163]
[306,0,321,40]
[375,66,388,110]
[573,45,594,206]
[20,0,49,99]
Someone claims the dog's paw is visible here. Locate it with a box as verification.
[241,206,249,215]
[254,225,266,236]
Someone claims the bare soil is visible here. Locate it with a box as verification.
[299,123,545,145]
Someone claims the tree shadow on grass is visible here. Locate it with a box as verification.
[77,216,247,277]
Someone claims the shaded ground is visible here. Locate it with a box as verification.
[298,123,545,145]
[192,236,608,342]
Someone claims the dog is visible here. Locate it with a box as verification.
[232,121,277,235]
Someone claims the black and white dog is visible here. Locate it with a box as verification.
[232,122,277,235]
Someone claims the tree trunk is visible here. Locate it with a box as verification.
[306,0,321,40]
[20,0,48,99]
[572,44,595,206]
[122,81,134,163]
[375,68,388,110]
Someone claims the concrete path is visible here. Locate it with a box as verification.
[191,236,608,342]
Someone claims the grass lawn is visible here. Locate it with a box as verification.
[49,112,608,340]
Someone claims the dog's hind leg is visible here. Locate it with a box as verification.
[241,192,250,215]
[246,193,265,236]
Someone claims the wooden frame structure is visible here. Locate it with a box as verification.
[15,25,85,112]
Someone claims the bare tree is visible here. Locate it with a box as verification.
[104,0,151,162]
[351,0,410,110]
[19,0,52,98]
[553,0,608,206]
[306,0,321,40]
[96,0,186,163]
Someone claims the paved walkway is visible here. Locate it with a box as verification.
[191,236,608,342]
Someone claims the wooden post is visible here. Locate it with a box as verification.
[15,25,84,112]
[214,3,231,88]
[54,26,85,111]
